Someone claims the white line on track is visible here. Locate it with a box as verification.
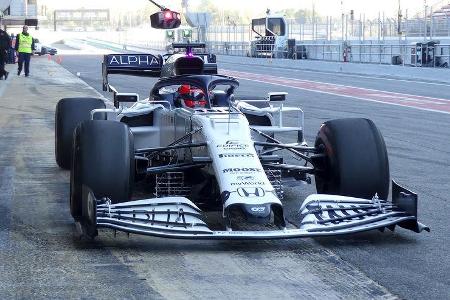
[223,69,450,103]
[221,61,450,87]
[225,70,450,115]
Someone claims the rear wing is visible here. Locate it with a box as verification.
[168,43,217,74]
[170,43,209,56]
[102,54,163,92]
[172,42,206,49]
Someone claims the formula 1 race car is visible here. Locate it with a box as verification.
[54,51,429,240]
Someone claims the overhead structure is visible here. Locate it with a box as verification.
[0,0,40,28]
[181,0,211,42]
[53,9,110,31]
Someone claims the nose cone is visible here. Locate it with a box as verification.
[243,203,272,223]
[229,203,273,225]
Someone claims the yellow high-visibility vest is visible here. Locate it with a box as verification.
[18,33,33,54]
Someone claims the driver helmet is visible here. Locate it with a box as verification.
[177,85,207,108]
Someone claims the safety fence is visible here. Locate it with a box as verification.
[207,40,450,67]
[192,15,450,67]
[203,14,450,43]
[84,25,450,68]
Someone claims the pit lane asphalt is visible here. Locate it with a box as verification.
[56,54,450,299]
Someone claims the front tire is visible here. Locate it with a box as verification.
[70,120,134,220]
[55,97,105,170]
[314,118,390,200]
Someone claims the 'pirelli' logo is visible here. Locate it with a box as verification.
[218,153,254,158]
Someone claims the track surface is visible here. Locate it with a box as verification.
[222,69,450,114]
[56,53,450,299]
[0,51,445,298]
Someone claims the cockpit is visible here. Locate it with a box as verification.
[150,75,239,109]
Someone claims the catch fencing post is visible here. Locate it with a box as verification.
[377,12,381,43]
[220,25,223,54]
[301,22,304,41]
[359,43,362,63]
[430,8,433,40]
[390,44,392,64]
[345,14,348,41]
[447,13,449,37]
[323,43,325,60]
[241,25,244,56]
[234,24,237,56]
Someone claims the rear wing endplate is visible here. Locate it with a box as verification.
[102,53,163,92]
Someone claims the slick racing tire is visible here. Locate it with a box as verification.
[55,97,105,170]
[70,120,134,220]
[314,118,390,200]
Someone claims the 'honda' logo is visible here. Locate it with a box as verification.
[237,187,266,198]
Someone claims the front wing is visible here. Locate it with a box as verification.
[78,181,429,240]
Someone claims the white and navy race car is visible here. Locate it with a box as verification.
[54,52,429,240]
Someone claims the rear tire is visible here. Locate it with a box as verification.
[55,97,105,170]
[314,118,390,200]
[70,120,134,220]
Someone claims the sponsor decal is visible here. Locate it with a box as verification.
[251,206,266,212]
[218,153,254,158]
[237,175,255,181]
[216,140,249,150]
[107,54,160,68]
[222,168,261,174]
[237,187,266,198]
[230,181,264,186]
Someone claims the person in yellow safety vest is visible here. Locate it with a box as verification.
[14,25,35,77]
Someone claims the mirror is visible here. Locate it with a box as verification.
[268,92,287,102]
[150,10,182,29]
